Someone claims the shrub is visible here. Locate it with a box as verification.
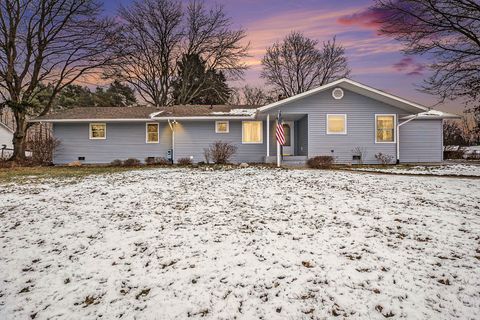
[307,156,334,169]
[177,157,192,165]
[110,159,123,166]
[375,152,394,165]
[444,149,466,160]
[123,158,141,166]
[26,136,60,165]
[145,157,170,165]
[204,141,237,164]
[351,147,367,164]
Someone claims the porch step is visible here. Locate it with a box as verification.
[264,156,307,165]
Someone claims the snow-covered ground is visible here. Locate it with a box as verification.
[1,168,479,319]
[351,164,480,177]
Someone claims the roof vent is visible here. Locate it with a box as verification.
[332,88,344,100]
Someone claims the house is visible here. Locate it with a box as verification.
[0,121,14,158]
[31,78,460,165]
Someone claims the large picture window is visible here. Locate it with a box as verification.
[89,123,106,139]
[242,121,263,144]
[327,114,347,134]
[146,123,159,143]
[375,114,396,143]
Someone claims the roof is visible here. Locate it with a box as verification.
[31,105,259,122]
[258,78,455,116]
[33,106,159,122]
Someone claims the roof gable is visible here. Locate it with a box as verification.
[258,78,430,114]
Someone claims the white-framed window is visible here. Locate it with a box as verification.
[242,121,263,144]
[89,123,106,139]
[146,122,159,143]
[326,114,347,134]
[375,114,396,143]
[215,121,229,133]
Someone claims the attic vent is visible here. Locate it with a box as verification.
[332,88,344,100]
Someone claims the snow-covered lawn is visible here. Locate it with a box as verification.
[351,163,480,177]
[1,168,479,319]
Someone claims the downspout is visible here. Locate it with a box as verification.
[396,115,418,164]
[168,119,176,164]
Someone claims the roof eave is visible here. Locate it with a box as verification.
[29,118,154,123]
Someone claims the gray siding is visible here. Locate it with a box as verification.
[53,122,171,164]
[399,119,443,163]
[264,89,413,164]
[173,120,267,163]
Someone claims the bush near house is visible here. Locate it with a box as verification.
[444,148,466,160]
[307,156,334,169]
[204,141,238,164]
[375,153,394,165]
[110,159,123,166]
[123,158,141,166]
[145,157,171,165]
[26,136,60,165]
[177,157,193,166]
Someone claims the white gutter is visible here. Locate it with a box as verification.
[152,115,256,120]
[28,118,154,123]
[396,115,419,164]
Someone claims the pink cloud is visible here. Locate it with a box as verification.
[393,57,425,76]
[337,7,389,30]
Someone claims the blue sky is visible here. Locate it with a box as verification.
[102,0,461,113]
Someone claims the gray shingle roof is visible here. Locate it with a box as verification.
[33,105,260,121]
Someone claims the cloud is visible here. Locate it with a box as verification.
[337,7,390,31]
[393,57,426,76]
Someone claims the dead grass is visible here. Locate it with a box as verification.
[0,166,148,184]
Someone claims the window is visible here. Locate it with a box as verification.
[375,114,396,143]
[242,121,263,144]
[215,121,229,133]
[89,123,106,139]
[146,123,159,143]
[327,114,347,134]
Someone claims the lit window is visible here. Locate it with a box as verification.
[376,114,396,143]
[327,114,347,134]
[283,124,291,146]
[215,121,229,133]
[146,123,159,143]
[242,121,263,144]
[89,123,106,139]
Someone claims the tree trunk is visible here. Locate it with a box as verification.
[10,113,27,162]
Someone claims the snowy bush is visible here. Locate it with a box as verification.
[204,141,237,164]
[375,153,394,165]
[307,156,334,169]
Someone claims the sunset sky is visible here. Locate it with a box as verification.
[103,0,461,113]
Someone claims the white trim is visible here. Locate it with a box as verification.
[266,114,270,157]
[326,114,347,135]
[0,122,14,133]
[30,118,153,123]
[89,123,106,140]
[242,121,263,144]
[258,78,429,113]
[332,88,344,100]
[215,120,229,133]
[153,115,256,120]
[145,122,160,143]
[375,114,396,144]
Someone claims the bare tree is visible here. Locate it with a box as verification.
[108,0,249,107]
[241,85,275,105]
[261,32,350,97]
[0,0,117,161]
[373,0,480,128]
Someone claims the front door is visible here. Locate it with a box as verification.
[282,121,295,156]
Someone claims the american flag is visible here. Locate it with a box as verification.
[276,111,285,145]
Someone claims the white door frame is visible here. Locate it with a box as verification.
[282,121,295,156]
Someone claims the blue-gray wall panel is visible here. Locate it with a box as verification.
[53,122,171,164]
[399,119,443,163]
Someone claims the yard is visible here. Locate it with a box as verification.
[0,167,479,319]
